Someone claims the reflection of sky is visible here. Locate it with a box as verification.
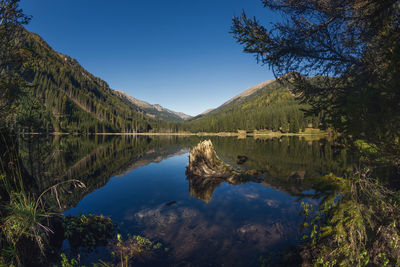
[65,153,313,266]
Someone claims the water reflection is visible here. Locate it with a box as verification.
[19,135,352,207]
[19,135,198,209]
[186,137,352,203]
[18,135,355,265]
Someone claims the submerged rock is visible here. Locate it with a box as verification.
[235,155,248,165]
[164,201,177,206]
[289,170,306,180]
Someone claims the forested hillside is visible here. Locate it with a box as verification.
[14,28,157,133]
[12,28,322,134]
[182,80,323,133]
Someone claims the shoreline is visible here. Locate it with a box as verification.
[20,131,329,137]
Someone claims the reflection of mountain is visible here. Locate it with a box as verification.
[186,137,353,202]
[19,135,352,208]
[19,135,197,210]
[114,148,189,177]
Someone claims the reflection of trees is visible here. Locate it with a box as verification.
[210,136,352,178]
[186,137,353,203]
[18,135,197,210]
[185,139,400,265]
[18,135,353,208]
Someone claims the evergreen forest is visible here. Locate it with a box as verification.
[4,28,323,135]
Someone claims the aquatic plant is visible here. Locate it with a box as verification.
[63,213,116,251]
[110,234,164,267]
[59,253,80,267]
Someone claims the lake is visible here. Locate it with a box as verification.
[20,135,352,266]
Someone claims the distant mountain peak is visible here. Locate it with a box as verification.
[115,90,192,121]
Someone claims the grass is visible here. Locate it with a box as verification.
[1,189,54,265]
[3,192,51,254]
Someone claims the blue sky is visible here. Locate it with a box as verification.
[20,0,277,116]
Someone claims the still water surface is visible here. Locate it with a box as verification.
[21,135,351,266]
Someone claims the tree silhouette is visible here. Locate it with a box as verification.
[232,0,400,164]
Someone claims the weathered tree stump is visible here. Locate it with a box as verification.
[185,140,238,179]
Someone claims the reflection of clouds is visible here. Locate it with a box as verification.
[125,203,300,266]
[131,205,221,261]
[243,193,259,199]
[237,222,285,246]
[265,199,279,208]
[132,205,199,226]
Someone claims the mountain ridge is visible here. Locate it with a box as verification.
[183,78,322,133]
[220,79,276,107]
[197,79,276,117]
[12,28,321,134]
[114,90,191,121]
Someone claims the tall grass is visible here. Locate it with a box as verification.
[0,132,85,265]
[2,191,51,264]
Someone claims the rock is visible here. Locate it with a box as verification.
[289,170,306,180]
[235,155,248,165]
[163,201,177,206]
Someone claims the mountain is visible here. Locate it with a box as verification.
[13,28,185,133]
[218,79,276,108]
[115,90,191,121]
[185,79,322,133]
[12,28,321,134]
[200,108,214,115]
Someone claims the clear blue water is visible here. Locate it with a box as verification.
[23,135,349,266]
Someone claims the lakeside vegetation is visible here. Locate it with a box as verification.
[40,127,327,137]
